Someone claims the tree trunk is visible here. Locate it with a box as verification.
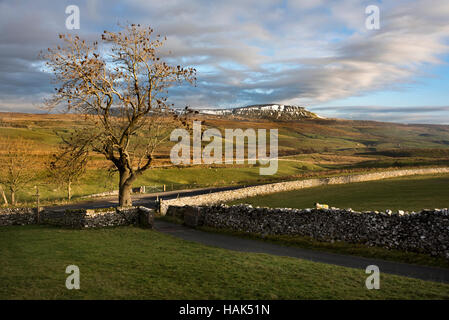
[0,186,8,206]
[67,180,72,201]
[118,169,133,207]
[11,191,15,206]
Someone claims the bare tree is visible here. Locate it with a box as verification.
[0,138,34,206]
[41,24,196,206]
[48,134,89,201]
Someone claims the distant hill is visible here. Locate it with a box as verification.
[1,111,449,154]
[193,104,320,121]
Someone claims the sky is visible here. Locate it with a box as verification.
[0,0,448,124]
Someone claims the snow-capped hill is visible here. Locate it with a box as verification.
[196,109,232,115]
[192,104,319,121]
[232,104,318,120]
[240,104,287,111]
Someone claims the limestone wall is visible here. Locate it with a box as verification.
[160,167,449,214]
[0,207,154,229]
[0,207,37,226]
[167,204,449,259]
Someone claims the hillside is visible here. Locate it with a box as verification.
[1,111,449,203]
[1,111,449,155]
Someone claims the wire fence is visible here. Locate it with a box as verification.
[132,182,245,194]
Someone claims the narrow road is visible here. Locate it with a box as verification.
[155,220,449,284]
[44,185,248,211]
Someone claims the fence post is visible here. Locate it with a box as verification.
[35,186,40,224]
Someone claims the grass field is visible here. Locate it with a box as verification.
[228,173,449,212]
[1,225,448,300]
[13,160,320,205]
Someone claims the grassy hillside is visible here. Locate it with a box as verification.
[1,225,448,299]
[1,112,449,204]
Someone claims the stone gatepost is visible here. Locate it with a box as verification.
[138,207,155,229]
[183,206,203,227]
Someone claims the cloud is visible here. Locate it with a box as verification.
[0,0,448,124]
[310,105,449,124]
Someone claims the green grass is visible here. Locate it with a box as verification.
[1,225,449,299]
[14,159,325,204]
[228,173,449,212]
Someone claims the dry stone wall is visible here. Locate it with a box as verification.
[0,207,154,229]
[0,208,37,226]
[167,204,449,259]
[160,167,449,214]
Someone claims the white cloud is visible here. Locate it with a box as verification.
[0,0,448,123]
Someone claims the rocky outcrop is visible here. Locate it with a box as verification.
[167,204,449,259]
